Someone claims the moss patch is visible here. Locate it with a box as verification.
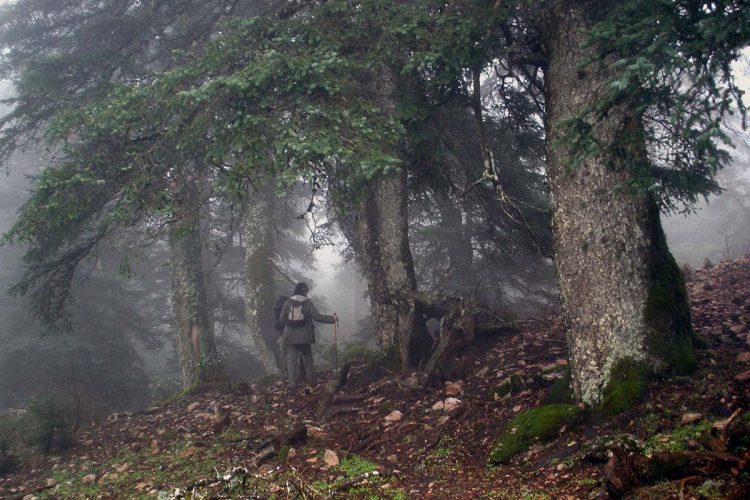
[644,420,712,455]
[543,369,574,405]
[599,358,649,415]
[488,404,582,465]
[644,209,696,376]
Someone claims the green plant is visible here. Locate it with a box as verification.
[694,478,724,498]
[339,455,379,478]
[644,421,712,455]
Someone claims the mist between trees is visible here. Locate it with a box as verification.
[0,0,747,424]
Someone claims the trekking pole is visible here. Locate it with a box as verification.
[333,314,339,372]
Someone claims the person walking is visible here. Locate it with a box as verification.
[277,282,337,387]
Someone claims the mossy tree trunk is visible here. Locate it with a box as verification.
[542,0,694,406]
[169,179,226,388]
[244,190,284,376]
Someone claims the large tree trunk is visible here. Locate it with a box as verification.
[542,0,694,406]
[244,191,284,376]
[356,169,428,371]
[169,181,226,388]
[336,69,432,371]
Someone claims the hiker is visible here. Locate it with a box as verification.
[277,282,337,387]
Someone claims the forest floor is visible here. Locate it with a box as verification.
[2,257,750,499]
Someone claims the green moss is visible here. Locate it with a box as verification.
[644,421,712,455]
[488,404,582,465]
[543,369,574,404]
[599,358,649,415]
[644,211,695,376]
[338,455,379,478]
[278,445,292,461]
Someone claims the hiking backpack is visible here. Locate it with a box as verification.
[287,301,307,327]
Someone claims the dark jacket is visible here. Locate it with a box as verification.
[277,295,335,345]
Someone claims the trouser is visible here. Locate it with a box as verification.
[286,343,313,386]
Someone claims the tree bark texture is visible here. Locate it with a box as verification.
[169,181,226,387]
[356,169,424,371]
[542,0,693,405]
[244,191,284,376]
[335,68,432,371]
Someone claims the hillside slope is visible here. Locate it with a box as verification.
[2,258,750,499]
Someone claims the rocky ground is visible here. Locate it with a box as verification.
[1,257,750,499]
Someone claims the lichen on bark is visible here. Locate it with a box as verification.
[169,180,226,388]
[243,190,284,376]
[542,0,694,406]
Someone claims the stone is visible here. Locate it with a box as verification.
[681,413,703,425]
[384,410,403,423]
[323,449,339,467]
[83,439,95,447]
[444,398,462,413]
[45,479,56,488]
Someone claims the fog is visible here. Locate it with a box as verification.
[0,55,748,417]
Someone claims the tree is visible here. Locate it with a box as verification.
[534,0,748,405]
[0,0,272,386]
